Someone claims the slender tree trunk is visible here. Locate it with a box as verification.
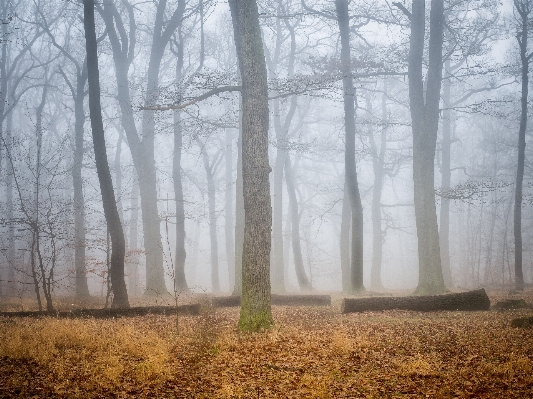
[229,0,273,331]
[84,0,129,308]
[225,125,236,292]
[172,34,188,294]
[439,60,453,288]
[128,177,140,296]
[5,110,15,297]
[284,154,311,290]
[73,65,90,298]
[514,0,530,292]
[406,0,446,294]
[271,105,286,294]
[335,0,364,292]
[368,86,387,290]
[198,141,221,293]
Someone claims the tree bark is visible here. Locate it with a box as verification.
[83,0,129,308]
[407,0,446,294]
[335,0,364,292]
[229,0,273,331]
[513,0,530,292]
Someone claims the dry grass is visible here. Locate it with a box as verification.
[1,290,533,398]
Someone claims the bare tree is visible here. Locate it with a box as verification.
[513,0,533,291]
[229,0,273,331]
[395,0,446,294]
[83,0,128,308]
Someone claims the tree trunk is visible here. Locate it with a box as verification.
[340,183,351,292]
[198,140,221,293]
[367,86,387,290]
[229,0,273,331]
[439,60,453,288]
[128,177,140,296]
[513,0,530,292]
[173,39,188,294]
[83,0,129,308]
[225,125,236,292]
[73,63,90,298]
[407,0,446,294]
[335,0,364,292]
[271,103,286,294]
[5,110,15,297]
[284,154,311,291]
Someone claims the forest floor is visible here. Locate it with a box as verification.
[1,290,533,398]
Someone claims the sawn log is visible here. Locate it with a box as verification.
[341,289,490,314]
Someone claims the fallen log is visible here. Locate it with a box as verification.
[212,294,331,308]
[0,303,201,319]
[492,299,528,310]
[341,289,490,314]
[511,316,533,328]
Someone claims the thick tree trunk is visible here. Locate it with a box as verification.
[284,154,311,291]
[84,0,129,308]
[407,0,446,294]
[335,0,364,292]
[341,288,490,313]
[229,0,273,331]
[514,1,530,292]
[439,60,453,288]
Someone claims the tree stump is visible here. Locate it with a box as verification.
[341,289,490,314]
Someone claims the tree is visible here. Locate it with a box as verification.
[396,0,446,294]
[229,0,273,331]
[97,0,188,296]
[513,0,532,292]
[335,0,364,292]
[38,9,92,298]
[83,0,129,308]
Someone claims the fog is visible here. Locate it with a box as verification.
[0,0,528,306]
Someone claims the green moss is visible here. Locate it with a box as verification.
[238,309,273,332]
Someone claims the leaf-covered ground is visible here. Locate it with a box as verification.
[1,291,533,398]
